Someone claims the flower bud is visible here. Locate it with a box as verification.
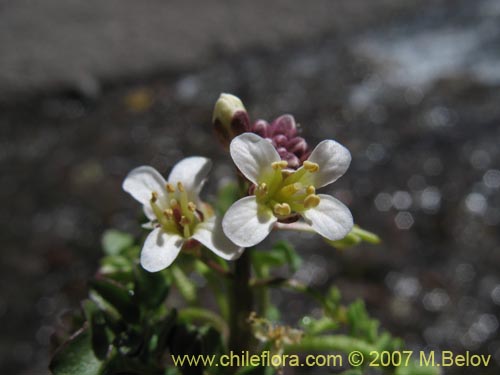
[212,93,250,147]
[270,114,297,137]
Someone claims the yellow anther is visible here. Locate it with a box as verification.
[170,198,178,207]
[177,182,185,192]
[188,202,197,212]
[272,161,288,170]
[166,183,176,193]
[151,191,159,202]
[273,203,292,216]
[304,194,321,209]
[179,216,191,226]
[303,161,320,173]
[163,209,173,219]
[306,185,316,195]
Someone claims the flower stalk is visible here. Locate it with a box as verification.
[229,249,254,354]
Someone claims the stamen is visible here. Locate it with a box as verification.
[273,203,292,216]
[304,194,321,209]
[180,216,191,238]
[177,182,185,192]
[256,182,268,197]
[278,183,301,197]
[166,183,176,193]
[303,161,319,173]
[306,185,316,195]
[163,209,173,220]
[272,161,288,170]
[188,202,197,212]
[170,198,178,207]
[151,191,159,203]
[179,216,191,226]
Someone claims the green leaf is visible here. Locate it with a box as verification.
[285,334,375,357]
[90,278,140,323]
[300,315,339,335]
[169,324,204,375]
[272,241,301,273]
[235,365,275,375]
[339,370,363,375]
[154,309,178,357]
[395,360,440,375]
[50,326,104,375]
[171,265,197,304]
[178,308,229,339]
[82,300,110,360]
[101,230,134,256]
[199,325,225,356]
[346,300,379,343]
[252,241,302,276]
[216,182,240,214]
[134,266,171,309]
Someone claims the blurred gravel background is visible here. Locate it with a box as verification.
[1,0,499,374]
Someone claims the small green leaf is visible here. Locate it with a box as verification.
[154,309,178,357]
[171,265,197,304]
[301,315,339,335]
[273,241,301,273]
[90,278,140,323]
[50,326,104,375]
[82,300,110,360]
[102,230,134,256]
[395,360,440,375]
[134,266,171,309]
[252,241,302,276]
[216,181,239,214]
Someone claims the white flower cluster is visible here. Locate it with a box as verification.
[123,95,353,272]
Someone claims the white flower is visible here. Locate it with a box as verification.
[123,157,242,272]
[222,133,353,247]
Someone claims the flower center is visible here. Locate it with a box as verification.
[254,161,321,219]
[149,182,205,238]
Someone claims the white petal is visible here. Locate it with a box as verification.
[140,228,184,272]
[230,133,280,184]
[222,196,277,247]
[192,216,244,260]
[122,166,167,206]
[302,194,353,241]
[143,205,156,221]
[306,140,351,188]
[167,156,212,196]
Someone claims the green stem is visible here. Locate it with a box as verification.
[229,249,254,353]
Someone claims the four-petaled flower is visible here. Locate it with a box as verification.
[222,133,353,247]
[123,157,242,272]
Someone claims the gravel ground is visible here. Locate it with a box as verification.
[1,0,500,374]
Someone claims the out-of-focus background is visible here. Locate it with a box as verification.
[1,0,499,374]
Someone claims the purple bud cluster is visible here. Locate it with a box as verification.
[251,115,310,169]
